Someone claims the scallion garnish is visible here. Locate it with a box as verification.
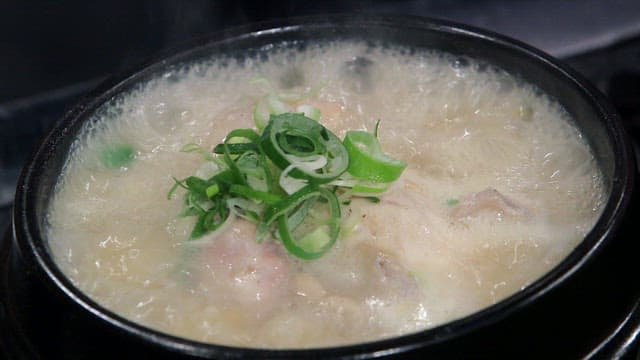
[259,113,349,184]
[100,144,135,169]
[343,130,406,183]
[275,185,340,259]
[446,198,460,206]
[169,87,407,259]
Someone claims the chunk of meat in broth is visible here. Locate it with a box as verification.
[451,187,528,219]
[356,243,420,298]
[354,244,427,332]
[297,243,426,339]
[200,220,291,317]
[306,242,420,301]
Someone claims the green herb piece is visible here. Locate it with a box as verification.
[343,130,406,183]
[229,184,282,205]
[167,177,187,200]
[352,181,390,195]
[190,197,231,240]
[213,143,257,155]
[180,143,214,161]
[446,198,460,206]
[227,197,262,223]
[100,144,135,169]
[263,185,340,259]
[206,184,220,198]
[184,176,210,199]
[220,128,260,186]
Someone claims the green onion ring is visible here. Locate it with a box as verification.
[221,128,260,185]
[259,113,349,184]
[277,186,341,259]
[261,184,340,259]
[343,130,406,183]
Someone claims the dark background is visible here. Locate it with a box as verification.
[2,0,640,102]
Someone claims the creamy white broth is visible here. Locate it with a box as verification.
[47,42,605,348]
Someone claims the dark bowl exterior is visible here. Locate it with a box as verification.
[11,14,636,358]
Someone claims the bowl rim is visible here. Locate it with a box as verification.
[12,13,636,358]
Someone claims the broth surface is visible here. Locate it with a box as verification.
[47,42,605,348]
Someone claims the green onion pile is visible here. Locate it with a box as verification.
[169,93,407,259]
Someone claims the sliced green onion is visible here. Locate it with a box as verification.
[223,128,260,143]
[185,212,236,246]
[352,181,391,194]
[184,192,207,215]
[235,151,266,179]
[170,96,406,260]
[276,186,341,259]
[209,169,235,192]
[189,197,231,239]
[206,184,220,198]
[180,143,214,161]
[329,174,391,195]
[285,195,318,232]
[343,130,406,183]
[185,176,211,199]
[231,151,271,193]
[278,156,327,194]
[284,227,331,255]
[178,204,204,218]
[261,184,323,230]
[213,142,257,155]
[227,197,262,223]
[167,177,188,200]
[229,184,282,205]
[220,129,259,185]
[259,113,349,184]
[180,143,205,153]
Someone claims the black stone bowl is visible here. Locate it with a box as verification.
[9,14,638,359]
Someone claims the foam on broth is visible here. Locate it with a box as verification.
[47,42,605,348]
